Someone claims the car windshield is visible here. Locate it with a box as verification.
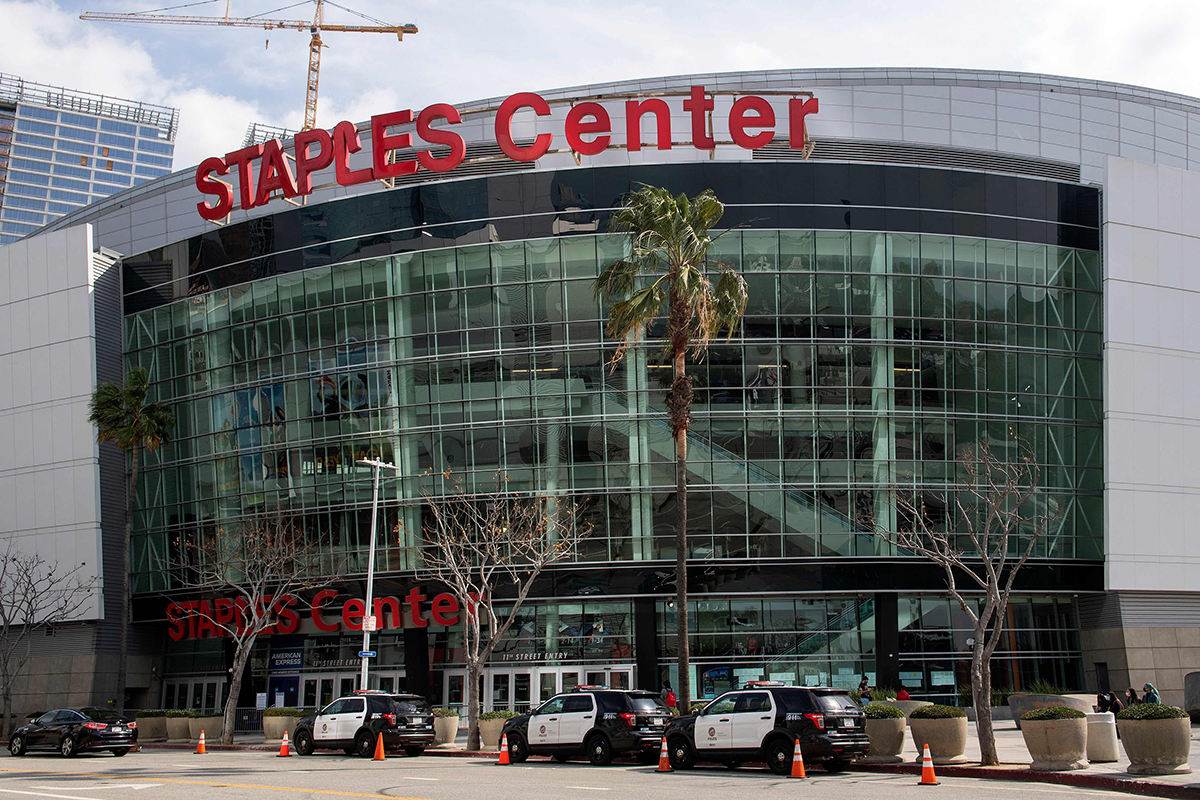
[629,697,666,713]
[811,692,859,712]
[391,697,431,714]
[79,708,121,722]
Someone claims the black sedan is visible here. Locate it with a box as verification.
[8,708,138,757]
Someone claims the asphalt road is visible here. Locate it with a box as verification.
[0,749,1119,800]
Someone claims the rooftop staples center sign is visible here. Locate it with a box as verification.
[195,85,819,221]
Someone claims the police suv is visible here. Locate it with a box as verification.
[664,682,869,773]
[293,690,435,757]
[501,686,671,765]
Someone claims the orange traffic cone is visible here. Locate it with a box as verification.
[656,736,671,772]
[498,733,510,765]
[277,731,291,757]
[194,730,206,755]
[918,744,939,786]
[373,732,386,761]
[789,738,806,778]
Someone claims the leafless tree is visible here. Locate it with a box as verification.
[865,435,1060,766]
[409,475,594,751]
[0,541,97,737]
[172,513,338,744]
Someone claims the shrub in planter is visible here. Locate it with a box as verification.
[135,710,168,741]
[1009,692,1092,729]
[478,710,518,749]
[263,707,305,742]
[433,708,460,745]
[908,704,968,765]
[1020,706,1088,771]
[861,703,907,763]
[165,709,194,742]
[1115,704,1192,775]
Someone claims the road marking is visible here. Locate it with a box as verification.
[0,769,433,800]
[397,777,439,781]
[31,787,161,792]
[564,787,610,791]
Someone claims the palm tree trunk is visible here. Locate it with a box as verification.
[117,446,137,716]
[671,346,691,714]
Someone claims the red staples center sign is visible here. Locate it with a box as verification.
[166,589,475,640]
[195,85,819,221]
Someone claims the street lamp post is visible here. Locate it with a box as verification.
[356,458,400,690]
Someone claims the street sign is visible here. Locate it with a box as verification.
[364,615,377,632]
[359,650,377,658]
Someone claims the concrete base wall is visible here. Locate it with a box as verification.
[1082,626,1200,707]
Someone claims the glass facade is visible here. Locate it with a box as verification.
[120,161,1100,703]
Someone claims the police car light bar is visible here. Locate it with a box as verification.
[743,680,787,687]
[573,685,608,690]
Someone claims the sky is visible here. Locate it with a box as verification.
[2,0,1199,169]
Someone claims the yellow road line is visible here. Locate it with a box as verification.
[0,768,432,800]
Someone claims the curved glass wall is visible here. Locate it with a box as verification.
[125,228,1103,594]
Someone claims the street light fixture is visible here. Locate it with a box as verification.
[356,457,401,690]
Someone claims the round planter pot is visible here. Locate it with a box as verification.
[909,717,968,765]
[478,718,505,749]
[1116,717,1193,775]
[189,716,224,742]
[263,716,299,743]
[434,716,459,745]
[1008,694,1093,730]
[165,717,191,742]
[862,717,906,763]
[135,717,166,742]
[1021,717,1088,770]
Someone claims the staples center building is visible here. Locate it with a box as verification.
[5,67,1200,715]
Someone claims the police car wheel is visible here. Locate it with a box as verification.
[507,734,529,763]
[765,738,793,775]
[294,730,314,756]
[354,731,375,758]
[824,759,850,773]
[667,738,695,770]
[586,735,613,766]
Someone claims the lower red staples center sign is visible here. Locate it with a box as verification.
[195,85,819,220]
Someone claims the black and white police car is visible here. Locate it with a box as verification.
[501,686,671,766]
[664,682,869,773]
[292,690,435,757]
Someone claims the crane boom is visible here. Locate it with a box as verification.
[78,12,417,37]
[80,3,417,131]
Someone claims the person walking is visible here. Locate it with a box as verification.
[1142,683,1160,704]
[1125,687,1141,707]
[661,680,676,711]
[858,675,870,694]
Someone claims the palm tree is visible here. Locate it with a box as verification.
[88,366,175,714]
[593,186,747,713]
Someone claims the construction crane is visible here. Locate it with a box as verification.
[81,1,417,131]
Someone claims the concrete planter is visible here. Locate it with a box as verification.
[1086,712,1119,763]
[885,700,932,716]
[263,715,300,743]
[188,716,224,742]
[862,717,906,763]
[1021,717,1088,770]
[479,718,505,749]
[1116,717,1193,775]
[135,717,166,742]
[165,717,191,742]
[1008,694,1092,730]
[908,717,968,764]
[433,716,459,745]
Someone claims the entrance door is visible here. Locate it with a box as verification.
[267,676,299,708]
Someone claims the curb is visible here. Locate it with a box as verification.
[851,761,1200,800]
[136,742,500,758]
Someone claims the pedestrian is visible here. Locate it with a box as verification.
[661,680,676,711]
[1095,693,1109,713]
[1106,692,1124,715]
[896,688,910,701]
[1142,683,1160,704]
[1125,687,1141,707]
[858,675,869,694]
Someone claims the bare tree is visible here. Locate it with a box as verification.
[409,476,594,751]
[865,435,1059,766]
[0,541,97,737]
[171,513,337,745]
